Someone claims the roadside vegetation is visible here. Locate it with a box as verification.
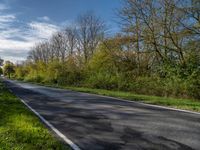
[24,81,199,112]
[66,86,200,112]
[0,80,69,150]
[2,1,200,106]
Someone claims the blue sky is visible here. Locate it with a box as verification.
[0,0,121,62]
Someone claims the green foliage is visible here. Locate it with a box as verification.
[13,48,200,100]
[60,86,200,112]
[12,38,200,100]
[0,58,4,66]
[3,61,15,78]
[186,69,200,99]
[85,72,119,89]
[15,65,28,80]
[57,57,83,85]
[0,67,3,75]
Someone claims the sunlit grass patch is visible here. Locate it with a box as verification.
[21,80,200,112]
[0,81,69,150]
[29,80,200,112]
[62,86,200,112]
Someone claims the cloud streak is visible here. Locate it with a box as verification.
[38,16,50,22]
[0,3,60,62]
[29,21,59,40]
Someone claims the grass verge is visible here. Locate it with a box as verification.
[0,80,70,150]
[66,86,200,112]
[31,82,200,113]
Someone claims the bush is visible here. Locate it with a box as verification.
[85,72,119,89]
[186,69,200,99]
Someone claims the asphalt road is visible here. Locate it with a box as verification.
[3,79,200,150]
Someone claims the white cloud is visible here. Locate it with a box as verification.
[0,14,16,32]
[38,16,50,21]
[29,21,59,40]
[0,2,67,63]
[0,12,60,63]
[0,38,34,50]
[0,14,15,22]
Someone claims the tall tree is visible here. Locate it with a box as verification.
[3,61,15,78]
[0,58,4,66]
[64,26,78,56]
[76,12,106,62]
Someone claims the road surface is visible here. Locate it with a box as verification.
[3,79,200,150]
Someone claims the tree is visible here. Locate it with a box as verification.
[76,12,106,62]
[0,67,3,75]
[0,58,3,75]
[64,26,78,56]
[11,6,200,99]
[3,61,15,78]
[0,58,4,66]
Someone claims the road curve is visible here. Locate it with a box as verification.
[3,79,200,150]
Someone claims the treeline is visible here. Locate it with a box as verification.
[13,0,200,99]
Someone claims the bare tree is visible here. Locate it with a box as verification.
[50,32,68,63]
[76,12,106,62]
[64,26,78,56]
[119,0,195,65]
[0,58,4,66]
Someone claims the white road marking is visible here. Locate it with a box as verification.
[8,89,81,150]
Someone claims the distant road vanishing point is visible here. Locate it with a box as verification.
[4,79,200,150]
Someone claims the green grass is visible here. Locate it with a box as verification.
[0,81,70,150]
[30,82,200,113]
[62,87,200,112]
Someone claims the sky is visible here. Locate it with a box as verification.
[0,0,122,63]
